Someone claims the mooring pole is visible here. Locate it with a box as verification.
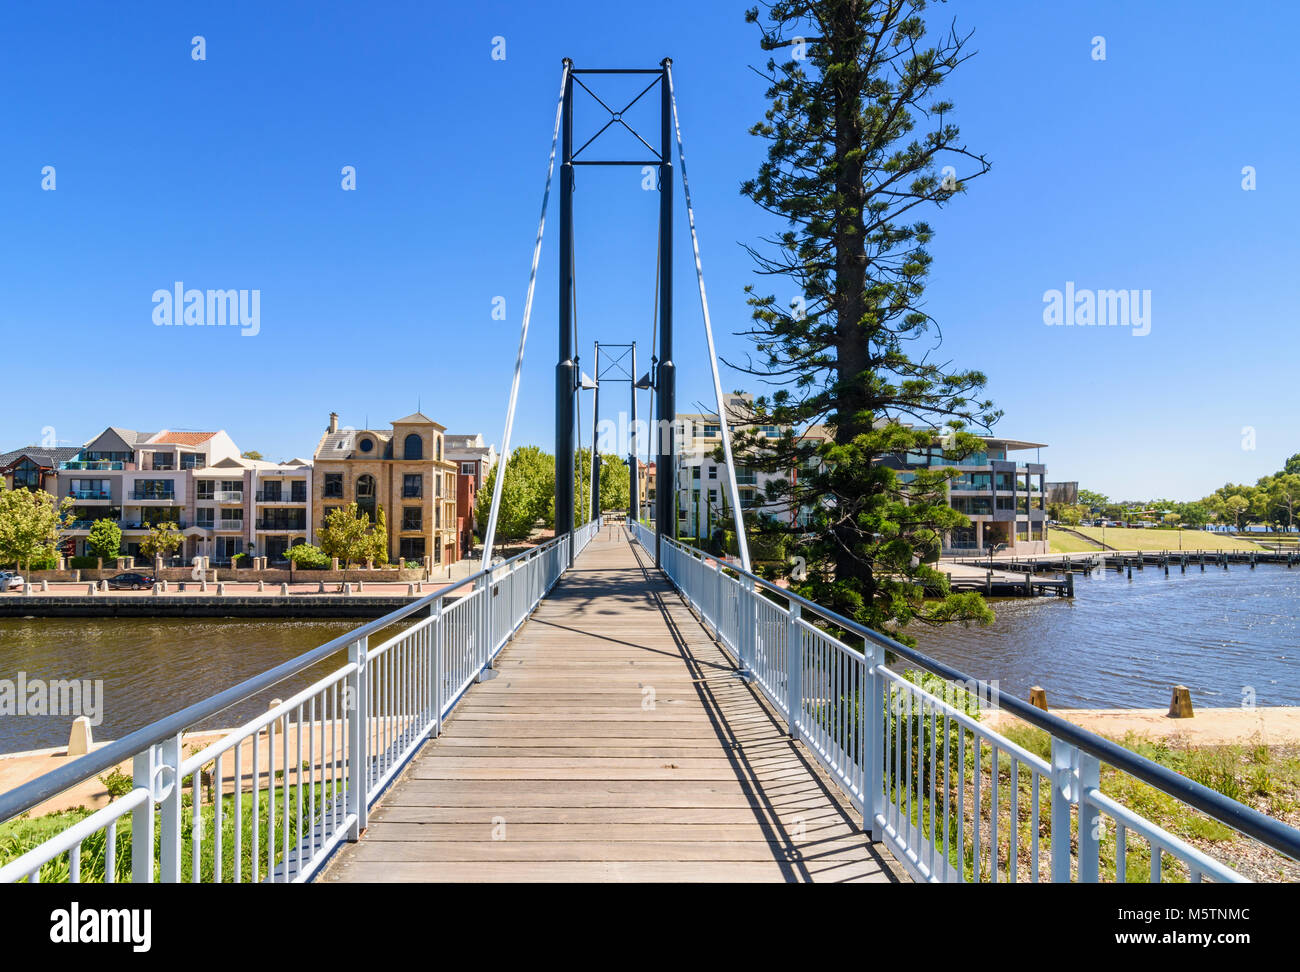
[555,59,576,565]
[654,58,675,567]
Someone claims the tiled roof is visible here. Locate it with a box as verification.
[150,431,218,445]
[0,445,81,468]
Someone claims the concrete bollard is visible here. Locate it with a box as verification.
[200,580,209,593]
[416,581,423,593]
[1029,686,1049,710]
[87,583,96,596]
[1168,685,1195,719]
[318,581,326,594]
[100,580,109,592]
[67,716,94,757]
[41,579,49,592]
[22,583,31,595]
[257,580,265,592]
[152,583,160,596]
[343,583,352,596]
[407,583,415,595]
[281,583,289,596]
[357,581,364,593]
[160,580,168,593]
[217,582,226,596]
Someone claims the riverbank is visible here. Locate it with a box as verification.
[983,705,1300,746]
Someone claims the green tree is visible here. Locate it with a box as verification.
[727,1,996,640]
[139,522,183,565]
[1078,489,1109,511]
[1224,494,1250,532]
[370,504,389,565]
[0,484,74,571]
[284,543,329,569]
[240,450,264,461]
[87,519,123,562]
[597,455,631,513]
[318,502,377,567]
[477,446,553,541]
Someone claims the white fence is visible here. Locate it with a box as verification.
[0,517,601,884]
[632,522,1300,883]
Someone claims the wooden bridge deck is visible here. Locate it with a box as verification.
[322,529,902,883]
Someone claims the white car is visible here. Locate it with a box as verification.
[0,572,24,592]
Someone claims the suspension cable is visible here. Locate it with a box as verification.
[482,62,569,568]
[665,63,752,572]
[646,220,659,505]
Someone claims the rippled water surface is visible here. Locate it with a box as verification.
[914,563,1300,709]
[0,617,411,755]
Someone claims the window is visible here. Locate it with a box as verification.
[324,473,343,498]
[403,474,423,498]
[322,505,339,527]
[436,475,442,498]
[708,467,717,479]
[180,453,202,469]
[196,509,214,527]
[402,507,422,531]
[692,466,701,480]
[403,434,423,460]
[359,437,374,453]
[261,480,282,502]
[460,462,476,476]
[150,452,175,470]
[399,537,425,561]
[436,436,442,460]
[69,479,111,499]
[291,480,307,503]
[216,537,243,561]
[197,479,214,500]
[222,480,242,492]
[12,459,40,490]
[702,424,721,437]
[134,479,174,499]
[220,510,242,526]
[759,425,779,436]
[435,505,441,529]
[356,475,375,499]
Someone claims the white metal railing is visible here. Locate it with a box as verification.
[0,517,601,884]
[215,491,244,503]
[632,527,1300,884]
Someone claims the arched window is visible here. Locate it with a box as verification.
[356,474,375,499]
[404,433,423,460]
[436,436,442,460]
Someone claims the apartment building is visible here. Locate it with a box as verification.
[446,432,497,554]
[191,456,313,564]
[54,427,243,561]
[312,412,459,566]
[883,433,1049,555]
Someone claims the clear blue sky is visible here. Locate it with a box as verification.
[2,1,1296,500]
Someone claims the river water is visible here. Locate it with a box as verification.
[1,565,1297,755]
[915,563,1300,710]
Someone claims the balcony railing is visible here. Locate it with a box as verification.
[214,521,244,532]
[129,490,175,501]
[215,490,243,503]
[256,520,306,531]
[66,489,111,500]
[255,490,308,503]
[121,520,185,530]
[59,460,125,471]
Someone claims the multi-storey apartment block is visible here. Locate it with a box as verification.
[312,412,459,566]
[55,427,243,561]
[882,434,1049,555]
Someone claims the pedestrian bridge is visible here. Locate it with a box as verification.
[321,527,898,882]
[3,519,1299,885]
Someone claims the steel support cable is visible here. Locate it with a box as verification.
[482,63,569,568]
[646,220,659,505]
[665,64,752,572]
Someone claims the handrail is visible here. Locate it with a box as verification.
[0,531,570,823]
[649,530,1300,864]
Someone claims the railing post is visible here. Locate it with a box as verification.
[1077,751,1101,883]
[347,635,369,841]
[864,647,885,840]
[1050,737,1075,882]
[131,746,157,882]
[157,732,183,882]
[713,559,723,642]
[431,596,444,738]
[786,602,801,739]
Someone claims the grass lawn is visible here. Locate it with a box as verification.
[1048,531,1104,553]
[1070,527,1265,552]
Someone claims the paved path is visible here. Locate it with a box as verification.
[322,531,902,882]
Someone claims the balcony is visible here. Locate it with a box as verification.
[256,519,306,532]
[60,460,125,471]
[121,520,186,531]
[215,520,245,532]
[255,490,307,503]
[67,489,111,500]
[215,491,244,503]
[129,489,175,501]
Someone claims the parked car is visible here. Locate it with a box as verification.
[0,572,24,592]
[106,571,157,591]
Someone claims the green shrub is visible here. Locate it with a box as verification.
[99,767,133,799]
[69,555,107,569]
[284,543,329,569]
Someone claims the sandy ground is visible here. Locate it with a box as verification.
[983,706,1300,746]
